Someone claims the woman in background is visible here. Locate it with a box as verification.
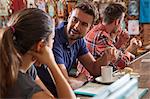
[0,8,75,99]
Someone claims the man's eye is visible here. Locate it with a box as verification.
[72,17,78,23]
[81,22,88,27]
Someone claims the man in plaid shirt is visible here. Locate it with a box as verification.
[77,3,142,80]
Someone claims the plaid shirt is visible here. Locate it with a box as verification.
[77,23,133,80]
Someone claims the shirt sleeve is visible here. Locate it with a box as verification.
[77,38,89,56]
[89,33,129,69]
[27,83,43,99]
[113,51,134,69]
[27,65,37,80]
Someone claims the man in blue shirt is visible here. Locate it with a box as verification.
[36,1,119,96]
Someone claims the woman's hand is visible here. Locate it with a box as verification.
[29,45,56,66]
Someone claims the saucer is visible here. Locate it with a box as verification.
[95,76,118,84]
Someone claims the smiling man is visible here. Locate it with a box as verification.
[36,1,119,97]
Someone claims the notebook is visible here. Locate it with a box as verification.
[74,74,131,97]
[75,74,149,98]
[74,82,108,97]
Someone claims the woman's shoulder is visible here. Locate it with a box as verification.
[6,71,42,98]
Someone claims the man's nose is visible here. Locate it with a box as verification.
[74,21,81,29]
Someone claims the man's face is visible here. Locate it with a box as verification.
[66,9,94,40]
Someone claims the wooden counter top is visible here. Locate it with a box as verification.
[129,51,150,99]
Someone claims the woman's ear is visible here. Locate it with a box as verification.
[36,40,45,52]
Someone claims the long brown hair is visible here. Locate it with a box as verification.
[0,8,53,97]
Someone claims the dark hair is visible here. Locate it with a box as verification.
[75,1,97,24]
[103,3,126,24]
[0,8,53,97]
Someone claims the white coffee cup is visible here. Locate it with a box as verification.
[101,66,113,82]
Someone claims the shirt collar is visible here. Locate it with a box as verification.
[57,21,69,46]
[93,23,111,39]
[94,23,115,46]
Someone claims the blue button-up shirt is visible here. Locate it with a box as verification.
[53,22,89,72]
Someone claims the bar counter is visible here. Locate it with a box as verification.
[129,51,150,99]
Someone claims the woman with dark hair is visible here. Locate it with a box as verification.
[0,8,75,99]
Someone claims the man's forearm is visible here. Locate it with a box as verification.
[90,53,110,76]
[125,45,136,54]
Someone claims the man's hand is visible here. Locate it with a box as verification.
[115,30,130,48]
[126,38,142,53]
[103,47,120,64]
[69,73,88,90]
[130,38,142,48]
